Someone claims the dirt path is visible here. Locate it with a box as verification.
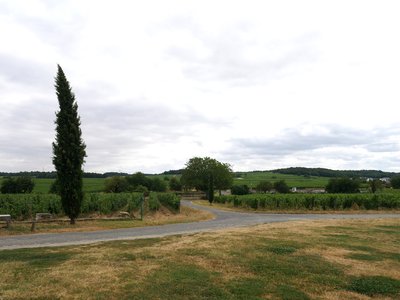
[1,200,399,250]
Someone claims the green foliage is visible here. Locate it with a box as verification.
[369,179,383,193]
[169,177,182,191]
[0,176,35,194]
[52,65,86,224]
[148,192,180,212]
[148,193,161,211]
[273,167,398,179]
[255,180,272,193]
[181,157,233,203]
[391,176,400,188]
[231,184,250,195]
[274,180,290,193]
[326,178,360,193]
[0,193,143,219]
[126,172,151,189]
[0,194,62,219]
[214,192,400,211]
[104,176,129,193]
[158,193,180,211]
[150,178,167,192]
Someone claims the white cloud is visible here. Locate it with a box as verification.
[1,0,400,173]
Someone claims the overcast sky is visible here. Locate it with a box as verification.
[1,0,400,173]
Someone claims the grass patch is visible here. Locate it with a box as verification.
[0,248,72,268]
[276,284,310,300]
[348,276,400,296]
[0,218,399,299]
[347,253,382,261]
[134,264,228,300]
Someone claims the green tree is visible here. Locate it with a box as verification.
[256,180,272,193]
[273,180,290,193]
[231,184,250,195]
[0,177,35,194]
[369,179,383,193]
[52,65,86,224]
[169,177,182,191]
[126,172,151,190]
[390,176,400,189]
[181,157,233,203]
[325,177,359,193]
[104,176,129,193]
[150,177,167,192]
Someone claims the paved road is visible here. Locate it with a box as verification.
[1,200,399,250]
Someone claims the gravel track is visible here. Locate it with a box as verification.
[1,200,399,250]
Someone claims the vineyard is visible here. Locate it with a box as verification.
[214,192,400,211]
[0,192,180,220]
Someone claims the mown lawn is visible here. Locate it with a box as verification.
[0,218,399,299]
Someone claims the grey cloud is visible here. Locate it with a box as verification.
[162,18,319,86]
[225,125,400,159]
[0,54,54,87]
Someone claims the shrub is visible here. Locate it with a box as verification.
[255,181,272,193]
[1,177,35,194]
[150,178,167,192]
[273,180,290,194]
[390,176,400,189]
[231,185,250,195]
[104,176,129,193]
[326,177,360,193]
[169,177,182,191]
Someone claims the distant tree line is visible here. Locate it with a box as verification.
[272,167,399,179]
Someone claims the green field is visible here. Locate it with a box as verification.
[0,177,106,194]
[0,171,366,194]
[234,171,330,188]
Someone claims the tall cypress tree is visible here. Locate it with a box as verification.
[53,65,86,224]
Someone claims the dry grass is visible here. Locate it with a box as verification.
[0,218,399,299]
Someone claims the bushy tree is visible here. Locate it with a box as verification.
[0,176,35,194]
[104,176,129,193]
[150,177,167,192]
[231,184,250,195]
[390,176,400,189]
[274,180,290,193]
[369,179,383,193]
[256,180,272,193]
[126,172,151,189]
[325,177,359,193]
[181,157,233,203]
[52,65,86,224]
[169,177,182,191]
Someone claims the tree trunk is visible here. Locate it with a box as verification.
[70,218,76,225]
